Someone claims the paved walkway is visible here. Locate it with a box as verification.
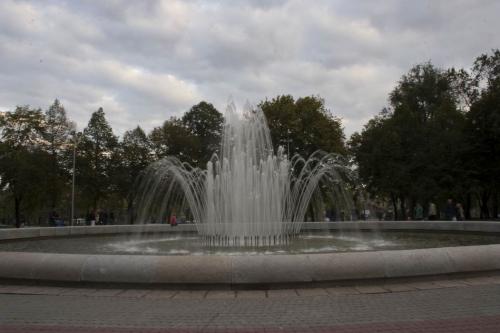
[2,274,500,332]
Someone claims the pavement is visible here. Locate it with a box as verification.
[2,274,500,332]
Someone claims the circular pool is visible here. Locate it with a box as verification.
[2,230,500,256]
[1,221,500,285]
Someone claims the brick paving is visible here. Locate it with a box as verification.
[1,275,500,332]
[2,316,500,332]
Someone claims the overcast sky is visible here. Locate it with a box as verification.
[1,0,499,137]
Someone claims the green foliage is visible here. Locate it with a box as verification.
[259,95,349,220]
[350,63,466,219]
[44,99,74,155]
[182,101,224,164]
[150,101,223,168]
[259,95,346,157]
[114,126,154,222]
[2,50,500,224]
[0,106,50,226]
[0,106,45,148]
[462,50,500,218]
[44,99,75,209]
[150,117,199,166]
[120,126,153,180]
[77,107,118,210]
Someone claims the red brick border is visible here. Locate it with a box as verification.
[2,314,500,333]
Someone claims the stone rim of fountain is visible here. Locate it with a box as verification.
[1,221,500,286]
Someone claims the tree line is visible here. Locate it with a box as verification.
[350,49,500,220]
[0,97,345,227]
[1,49,498,226]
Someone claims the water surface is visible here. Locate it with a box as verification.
[1,231,500,255]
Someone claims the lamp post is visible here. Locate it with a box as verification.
[287,129,291,158]
[70,132,81,226]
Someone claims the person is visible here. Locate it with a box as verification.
[89,210,96,226]
[170,213,177,227]
[376,206,384,221]
[49,211,57,226]
[428,202,437,220]
[49,211,63,226]
[414,203,424,221]
[456,203,465,221]
[100,211,108,225]
[445,199,456,221]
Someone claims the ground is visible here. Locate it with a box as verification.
[2,274,500,332]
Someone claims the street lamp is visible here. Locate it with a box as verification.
[286,129,291,158]
[70,131,82,226]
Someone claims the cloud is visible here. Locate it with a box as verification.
[1,0,500,137]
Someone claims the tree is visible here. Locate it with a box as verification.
[149,102,224,168]
[115,126,154,222]
[349,110,407,218]
[78,108,118,211]
[149,117,199,166]
[259,95,346,157]
[181,101,224,165]
[350,63,465,219]
[463,50,500,218]
[43,99,75,210]
[258,95,348,220]
[0,106,45,148]
[0,106,49,227]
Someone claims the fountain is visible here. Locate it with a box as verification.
[134,102,351,246]
[1,103,500,285]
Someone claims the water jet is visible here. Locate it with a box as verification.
[135,103,351,246]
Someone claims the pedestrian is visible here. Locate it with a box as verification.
[376,206,384,221]
[428,202,437,220]
[53,211,63,226]
[100,211,108,225]
[170,213,177,227]
[445,199,456,221]
[414,203,424,221]
[49,211,57,226]
[90,210,96,226]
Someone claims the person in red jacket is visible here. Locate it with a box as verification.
[170,213,177,227]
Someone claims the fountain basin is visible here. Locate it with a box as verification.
[1,221,500,285]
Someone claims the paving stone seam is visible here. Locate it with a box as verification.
[2,275,500,299]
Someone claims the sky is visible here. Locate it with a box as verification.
[1,0,499,137]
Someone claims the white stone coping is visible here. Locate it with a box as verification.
[0,221,499,285]
[1,221,500,241]
[0,224,197,240]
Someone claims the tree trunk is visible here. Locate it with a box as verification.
[127,200,134,224]
[400,196,407,220]
[307,203,315,222]
[48,151,58,211]
[465,192,472,220]
[93,194,99,213]
[14,196,21,228]
[479,190,490,219]
[493,191,499,220]
[409,198,415,220]
[390,193,398,221]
